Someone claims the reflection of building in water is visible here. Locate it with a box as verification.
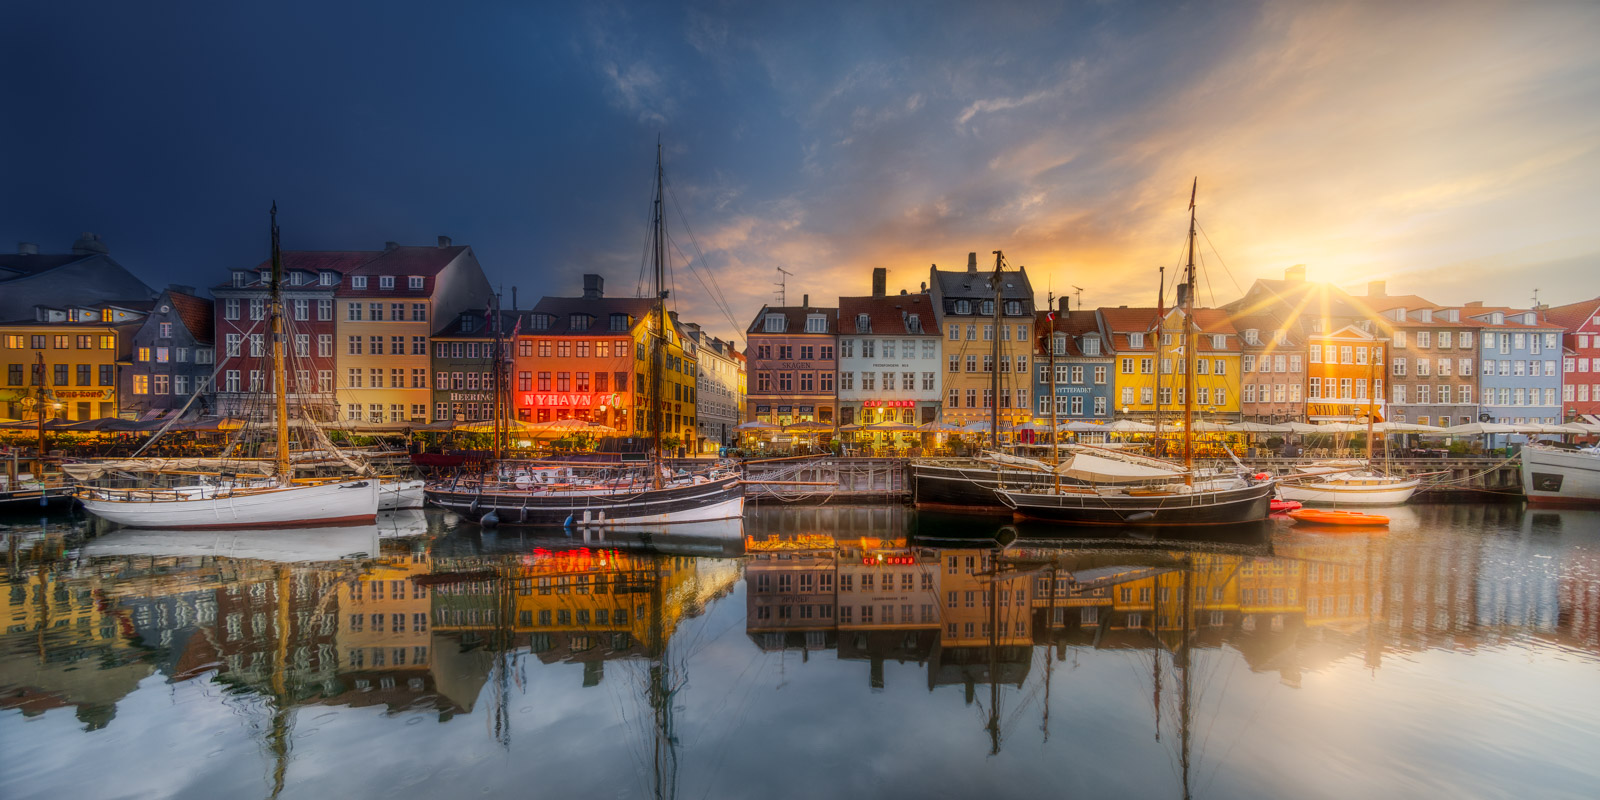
[939,549,1031,647]
[743,505,911,545]
[746,547,837,654]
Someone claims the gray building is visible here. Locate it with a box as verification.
[124,287,217,419]
[0,235,156,322]
[683,320,743,452]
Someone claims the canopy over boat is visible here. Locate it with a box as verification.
[62,458,278,481]
[1053,452,1184,482]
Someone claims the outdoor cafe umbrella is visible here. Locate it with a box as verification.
[1106,419,1155,433]
[1225,421,1291,433]
[1442,422,1517,436]
[1371,422,1444,434]
[1062,420,1104,432]
[735,420,780,431]
[784,420,833,431]
[866,420,916,431]
[1283,422,1326,434]
[1188,420,1232,432]
[917,420,967,433]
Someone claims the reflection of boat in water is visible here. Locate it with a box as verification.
[469,517,746,559]
[380,477,426,510]
[376,508,430,538]
[81,524,380,562]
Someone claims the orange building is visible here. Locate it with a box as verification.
[1306,324,1387,422]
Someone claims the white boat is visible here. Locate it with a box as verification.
[72,206,379,530]
[1521,444,1600,506]
[379,477,426,510]
[1278,461,1420,506]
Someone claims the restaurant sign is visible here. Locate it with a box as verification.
[863,400,916,408]
[1308,401,1384,422]
[521,393,622,408]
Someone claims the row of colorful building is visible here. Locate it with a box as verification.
[3,235,1597,448]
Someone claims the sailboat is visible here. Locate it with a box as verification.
[75,206,380,529]
[1278,339,1419,506]
[997,181,1275,526]
[423,143,744,527]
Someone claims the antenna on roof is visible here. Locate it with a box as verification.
[1071,285,1084,311]
[775,266,794,306]
[1531,288,1541,309]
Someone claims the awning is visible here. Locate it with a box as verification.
[1055,452,1184,482]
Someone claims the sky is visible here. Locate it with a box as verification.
[4,0,1598,343]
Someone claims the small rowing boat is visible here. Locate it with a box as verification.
[1286,508,1389,527]
[1270,499,1302,513]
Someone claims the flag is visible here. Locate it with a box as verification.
[510,313,522,339]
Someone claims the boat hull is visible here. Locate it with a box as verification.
[1521,447,1600,506]
[998,481,1275,526]
[1278,478,1419,506]
[912,462,1056,510]
[424,475,745,526]
[78,479,380,529]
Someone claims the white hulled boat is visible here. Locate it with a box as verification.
[1521,443,1600,506]
[75,205,379,529]
[1277,460,1420,506]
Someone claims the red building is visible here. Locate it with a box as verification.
[1544,296,1600,429]
[744,295,839,427]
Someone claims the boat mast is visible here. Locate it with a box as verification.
[492,293,504,465]
[1155,266,1165,457]
[1182,180,1197,486]
[268,204,292,484]
[1365,335,1375,464]
[650,141,667,489]
[1048,292,1060,493]
[990,251,1004,452]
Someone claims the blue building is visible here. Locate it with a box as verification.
[1033,304,1113,440]
[1463,305,1563,440]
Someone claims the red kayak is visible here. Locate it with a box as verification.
[1270,499,1302,513]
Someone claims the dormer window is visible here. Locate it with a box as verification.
[531,313,552,331]
[258,269,270,284]
[763,313,786,333]
[1212,334,1226,349]
[608,313,631,332]
[570,314,592,331]
[231,271,247,288]
[289,272,304,286]
[352,276,368,289]
[954,300,971,315]
[981,300,995,316]
[408,276,424,290]
[805,314,827,333]
[856,313,871,333]
[1419,309,1433,323]
[1083,336,1100,356]
[1276,330,1289,345]
[1243,329,1261,345]
[906,314,923,334]
[1491,312,1504,325]
[1004,300,1022,315]
[320,271,338,286]
[1052,333,1067,355]
[1129,332,1145,349]
[379,276,395,290]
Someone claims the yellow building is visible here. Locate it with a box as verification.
[337,554,435,672]
[938,549,1033,647]
[0,304,145,421]
[1103,307,1242,427]
[929,256,1036,430]
[335,244,491,428]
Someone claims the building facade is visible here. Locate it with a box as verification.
[429,309,522,423]
[837,273,942,429]
[1466,306,1564,432]
[1306,324,1386,423]
[1544,297,1600,427]
[123,288,215,419]
[0,235,155,322]
[0,302,146,422]
[1234,314,1306,423]
[1103,307,1240,424]
[1377,307,1481,429]
[929,254,1034,430]
[1033,303,1112,426]
[683,322,743,452]
[744,297,838,428]
[334,240,491,428]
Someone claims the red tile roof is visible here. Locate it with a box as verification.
[838,294,939,335]
[338,246,470,298]
[1541,297,1600,331]
[744,304,838,336]
[166,291,215,345]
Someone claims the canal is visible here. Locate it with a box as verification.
[2,504,1597,799]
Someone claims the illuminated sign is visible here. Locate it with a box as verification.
[862,400,916,408]
[861,555,918,565]
[53,389,111,399]
[1308,402,1385,422]
[521,393,621,407]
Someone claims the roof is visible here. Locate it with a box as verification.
[745,304,838,336]
[838,293,939,335]
[528,295,657,336]
[1451,306,1559,329]
[930,266,1034,302]
[166,292,215,345]
[341,246,470,298]
[1351,293,1437,314]
[213,250,382,289]
[1539,297,1600,332]
[0,253,89,278]
[1035,309,1106,357]
[1097,306,1235,352]
[431,309,531,339]
[1228,312,1304,346]
[1224,278,1373,321]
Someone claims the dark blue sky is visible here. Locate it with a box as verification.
[6,1,1597,339]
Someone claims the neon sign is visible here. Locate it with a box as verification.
[862,400,915,408]
[522,393,621,407]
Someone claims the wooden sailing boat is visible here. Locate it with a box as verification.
[996,181,1275,526]
[76,206,380,529]
[423,143,743,526]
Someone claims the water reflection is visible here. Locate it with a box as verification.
[3,504,1599,798]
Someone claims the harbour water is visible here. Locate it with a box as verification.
[3,504,1598,799]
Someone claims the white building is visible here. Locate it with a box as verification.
[836,269,943,434]
[683,319,743,453]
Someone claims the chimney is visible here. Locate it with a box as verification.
[71,232,108,255]
[967,252,977,274]
[802,294,809,308]
[1367,280,1386,297]
[17,242,38,255]
[872,267,887,298]
[437,235,452,248]
[1284,264,1306,282]
[920,281,927,292]
[384,241,399,251]
[1176,283,1192,308]
[1058,297,1069,313]
[582,274,604,300]
[511,286,518,310]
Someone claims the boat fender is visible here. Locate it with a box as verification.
[1253,472,1270,482]
[480,510,500,528]
[563,513,574,527]
[1126,511,1156,522]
